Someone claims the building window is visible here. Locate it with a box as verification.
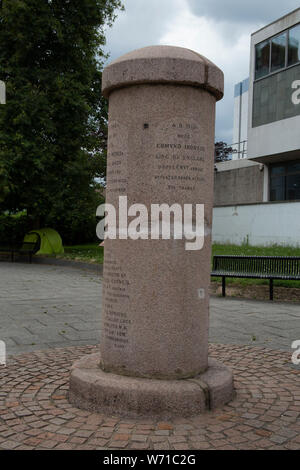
[255,22,300,80]
[270,161,300,201]
[288,23,300,66]
[271,32,287,72]
[255,40,270,79]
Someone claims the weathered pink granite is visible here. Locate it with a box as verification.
[101,45,223,100]
[69,353,234,417]
[69,45,234,416]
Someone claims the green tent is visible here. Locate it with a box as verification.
[23,228,64,255]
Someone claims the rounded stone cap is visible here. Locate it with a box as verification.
[102,45,224,101]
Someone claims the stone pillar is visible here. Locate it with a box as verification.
[69,46,234,416]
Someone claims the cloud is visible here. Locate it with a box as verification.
[102,0,300,142]
[159,7,254,141]
[103,0,182,63]
[186,0,299,24]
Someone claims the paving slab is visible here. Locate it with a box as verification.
[1,262,299,355]
[0,262,102,355]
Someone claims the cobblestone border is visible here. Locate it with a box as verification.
[0,343,299,450]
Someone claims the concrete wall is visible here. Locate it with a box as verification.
[212,201,300,246]
[214,160,264,206]
[252,64,300,128]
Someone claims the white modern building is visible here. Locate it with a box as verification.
[213,7,300,246]
[232,78,248,160]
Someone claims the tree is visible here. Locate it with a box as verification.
[0,163,8,203]
[214,141,234,163]
[0,0,122,238]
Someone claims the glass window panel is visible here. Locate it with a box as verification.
[286,174,300,200]
[271,32,287,72]
[270,176,285,201]
[255,40,270,79]
[270,165,285,176]
[288,24,300,66]
[287,161,300,173]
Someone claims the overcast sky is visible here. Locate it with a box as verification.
[103,0,300,143]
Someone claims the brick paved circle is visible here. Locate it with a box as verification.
[0,344,299,450]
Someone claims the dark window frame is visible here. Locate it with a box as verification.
[255,22,300,81]
[269,161,300,201]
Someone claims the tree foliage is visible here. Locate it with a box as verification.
[0,163,9,203]
[0,0,122,240]
[214,141,234,163]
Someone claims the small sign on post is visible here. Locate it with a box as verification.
[0,340,6,366]
[0,80,6,104]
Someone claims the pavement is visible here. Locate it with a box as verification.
[0,261,299,356]
[0,260,299,451]
[0,262,102,356]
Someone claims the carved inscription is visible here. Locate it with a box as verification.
[153,118,205,192]
[106,121,128,195]
[103,254,130,348]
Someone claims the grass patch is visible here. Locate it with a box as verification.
[212,242,300,258]
[57,243,103,264]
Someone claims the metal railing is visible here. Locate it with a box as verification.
[230,140,247,159]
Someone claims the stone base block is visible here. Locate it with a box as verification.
[69,354,234,417]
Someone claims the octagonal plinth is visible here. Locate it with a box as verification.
[69,354,234,417]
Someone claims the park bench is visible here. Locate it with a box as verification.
[0,241,39,264]
[211,255,300,300]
